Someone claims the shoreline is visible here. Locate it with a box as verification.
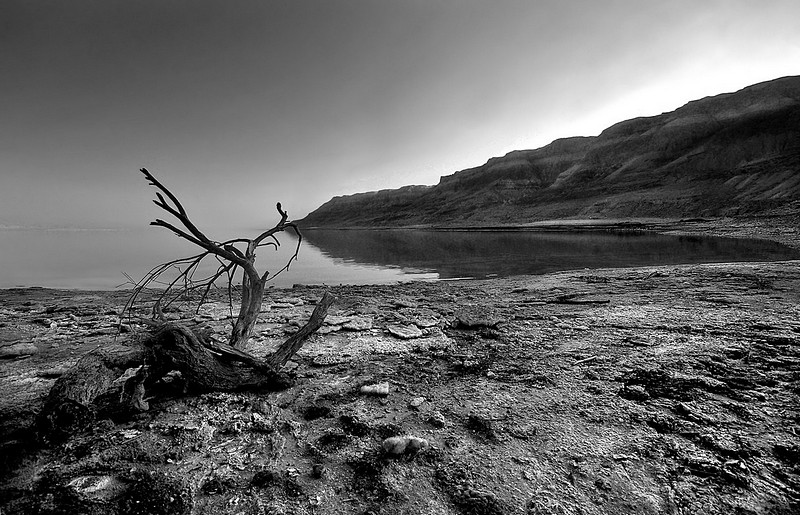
[2,217,799,513]
[3,215,799,294]
[300,214,800,249]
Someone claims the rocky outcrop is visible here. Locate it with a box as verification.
[300,76,800,227]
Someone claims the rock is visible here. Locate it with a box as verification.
[618,385,650,401]
[251,412,276,433]
[382,435,429,455]
[0,341,38,359]
[67,474,126,501]
[392,299,417,309]
[410,316,440,328]
[360,382,390,396]
[270,302,295,309]
[342,316,373,331]
[311,354,351,366]
[409,396,425,409]
[428,410,447,428]
[454,306,503,328]
[325,315,353,326]
[387,324,423,339]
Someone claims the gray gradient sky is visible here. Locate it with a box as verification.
[2,0,799,230]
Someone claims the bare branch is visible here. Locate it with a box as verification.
[142,168,254,274]
[267,291,335,368]
[251,203,291,248]
[128,169,306,348]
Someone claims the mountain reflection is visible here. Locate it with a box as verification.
[301,229,800,280]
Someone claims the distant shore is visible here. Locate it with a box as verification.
[300,213,800,250]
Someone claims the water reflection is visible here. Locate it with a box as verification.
[2,227,798,289]
[302,229,800,280]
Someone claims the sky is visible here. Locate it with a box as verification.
[2,0,799,231]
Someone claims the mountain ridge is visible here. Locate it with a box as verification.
[300,76,800,228]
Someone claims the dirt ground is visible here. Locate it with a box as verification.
[1,225,799,514]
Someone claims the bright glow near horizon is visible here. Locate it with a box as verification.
[1,0,798,230]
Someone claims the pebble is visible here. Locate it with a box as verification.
[382,435,429,455]
[409,396,425,409]
[618,385,650,401]
[360,382,390,396]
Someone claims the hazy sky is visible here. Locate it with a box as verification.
[2,0,799,230]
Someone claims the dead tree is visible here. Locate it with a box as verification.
[38,169,335,441]
[127,168,306,348]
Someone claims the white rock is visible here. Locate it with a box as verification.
[387,324,423,339]
[360,382,390,396]
[343,317,373,331]
[382,435,429,455]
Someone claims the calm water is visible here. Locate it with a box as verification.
[1,227,798,290]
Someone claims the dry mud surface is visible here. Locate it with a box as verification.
[1,258,799,514]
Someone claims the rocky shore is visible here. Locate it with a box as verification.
[1,221,799,514]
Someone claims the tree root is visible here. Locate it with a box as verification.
[37,292,335,443]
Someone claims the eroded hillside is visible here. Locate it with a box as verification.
[301,76,800,227]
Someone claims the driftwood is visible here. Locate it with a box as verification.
[37,343,148,442]
[38,292,335,442]
[127,169,302,349]
[37,169,334,443]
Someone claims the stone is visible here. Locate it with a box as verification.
[325,315,353,326]
[382,435,429,455]
[409,316,440,328]
[270,302,295,309]
[342,317,373,331]
[387,324,423,339]
[392,299,417,309]
[360,382,390,396]
[0,341,38,359]
[311,354,351,366]
[67,474,126,501]
[409,396,425,409]
[454,306,503,328]
[428,410,447,428]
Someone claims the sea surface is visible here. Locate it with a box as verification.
[1,227,798,290]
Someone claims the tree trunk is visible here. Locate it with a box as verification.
[148,323,291,392]
[37,342,147,442]
[230,274,265,348]
[38,291,334,442]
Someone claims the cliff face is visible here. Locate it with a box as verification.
[300,76,800,227]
